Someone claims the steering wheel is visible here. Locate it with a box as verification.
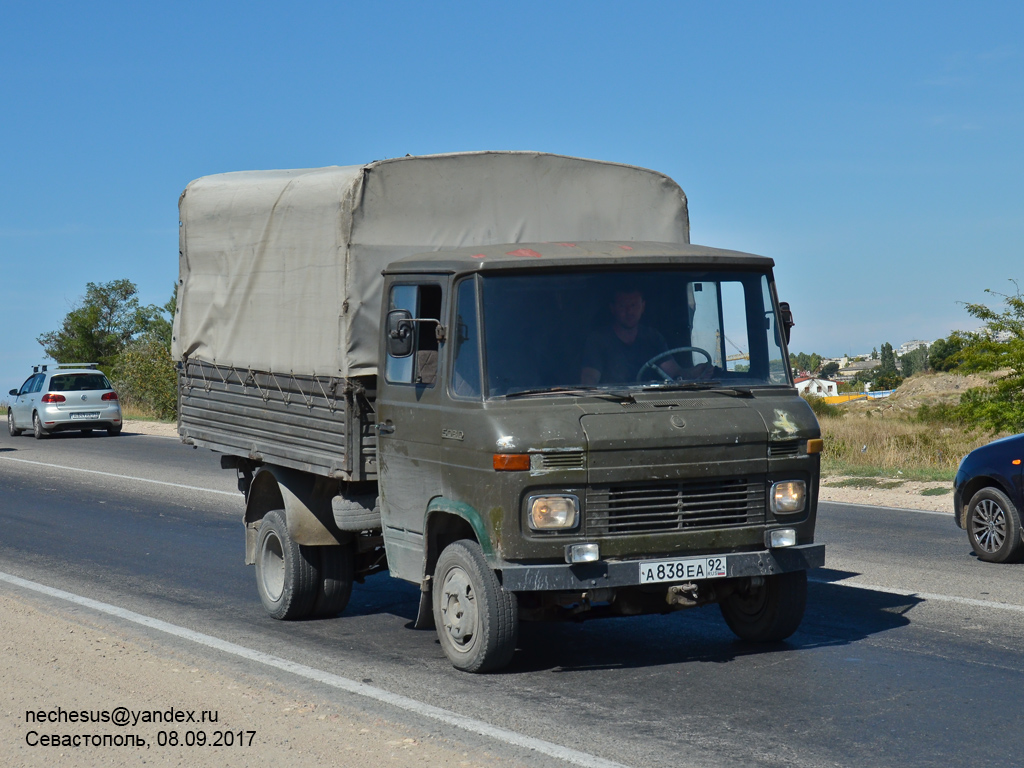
[636,346,714,382]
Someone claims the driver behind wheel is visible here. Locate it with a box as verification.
[580,287,712,385]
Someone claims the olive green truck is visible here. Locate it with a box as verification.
[173,151,824,672]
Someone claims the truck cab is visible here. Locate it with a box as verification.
[374,242,823,671]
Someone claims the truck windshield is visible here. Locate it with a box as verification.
[478,269,789,397]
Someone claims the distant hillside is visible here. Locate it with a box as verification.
[840,372,998,416]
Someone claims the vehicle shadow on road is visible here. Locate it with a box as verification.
[506,568,921,674]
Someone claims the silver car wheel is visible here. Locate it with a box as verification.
[971,498,1006,554]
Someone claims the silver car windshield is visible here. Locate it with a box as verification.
[478,270,789,397]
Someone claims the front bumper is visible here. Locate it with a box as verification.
[498,543,825,592]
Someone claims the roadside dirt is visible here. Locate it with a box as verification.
[121,419,179,439]
[818,476,953,513]
[0,593,518,768]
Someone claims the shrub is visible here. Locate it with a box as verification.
[801,393,841,419]
[111,336,177,420]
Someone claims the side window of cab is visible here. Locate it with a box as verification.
[384,283,443,387]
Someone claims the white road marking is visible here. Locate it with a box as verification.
[810,576,1024,614]
[0,571,632,768]
[0,455,237,497]
[820,500,953,516]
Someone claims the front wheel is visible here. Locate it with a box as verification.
[254,509,320,620]
[432,540,518,673]
[8,410,22,437]
[967,487,1023,563]
[719,571,807,642]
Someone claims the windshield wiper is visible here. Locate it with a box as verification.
[642,381,754,397]
[504,386,636,402]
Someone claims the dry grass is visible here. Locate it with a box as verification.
[120,403,176,423]
[819,413,1005,481]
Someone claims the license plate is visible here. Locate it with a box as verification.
[70,412,100,420]
[638,556,728,584]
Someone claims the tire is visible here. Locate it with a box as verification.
[720,570,807,643]
[432,540,518,673]
[107,425,122,436]
[254,509,320,620]
[32,412,48,440]
[312,543,355,617]
[80,429,94,436]
[8,410,23,437]
[967,487,1024,564]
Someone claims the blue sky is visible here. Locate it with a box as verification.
[3,2,1023,390]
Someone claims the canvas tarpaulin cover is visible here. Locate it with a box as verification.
[173,151,689,378]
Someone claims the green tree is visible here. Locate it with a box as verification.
[879,342,897,374]
[900,346,930,377]
[820,361,840,378]
[147,284,178,352]
[37,280,159,370]
[953,283,1024,432]
[110,285,179,420]
[929,334,967,372]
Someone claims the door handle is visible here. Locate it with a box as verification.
[375,422,395,435]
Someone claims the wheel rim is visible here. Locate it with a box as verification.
[259,530,286,601]
[971,499,1006,553]
[729,579,770,621]
[7,411,13,433]
[439,565,478,654]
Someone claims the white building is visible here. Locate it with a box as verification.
[899,340,931,355]
[794,376,838,398]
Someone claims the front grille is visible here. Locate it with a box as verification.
[585,478,766,536]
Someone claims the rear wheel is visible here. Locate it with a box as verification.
[255,509,319,619]
[967,487,1023,563]
[107,425,122,436]
[720,571,807,642]
[8,410,22,437]
[432,540,518,673]
[312,543,355,617]
[32,412,48,440]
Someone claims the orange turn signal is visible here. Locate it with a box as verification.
[493,453,530,471]
[1013,459,1021,466]
[806,439,824,455]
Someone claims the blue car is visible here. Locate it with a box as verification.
[953,434,1024,563]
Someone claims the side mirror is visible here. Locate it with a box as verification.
[8,389,17,396]
[778,302,795,345]
[386,309,415,358]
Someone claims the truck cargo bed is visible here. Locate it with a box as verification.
[178,359,377,481]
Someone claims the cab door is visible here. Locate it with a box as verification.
[376,280,446,582]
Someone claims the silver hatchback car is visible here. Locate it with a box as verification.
[7,363,123,438]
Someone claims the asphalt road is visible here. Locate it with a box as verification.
[1,428,1022,767]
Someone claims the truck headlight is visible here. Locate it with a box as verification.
[527,495,579,530]
[770,480,806,515]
